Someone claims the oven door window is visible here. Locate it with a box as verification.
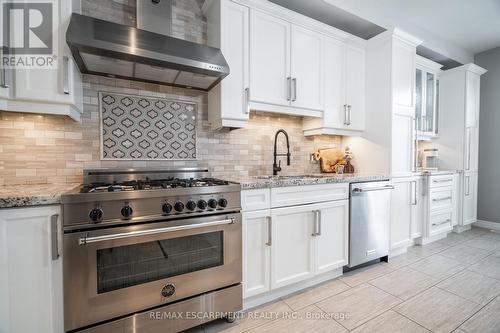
[96,231,223,293]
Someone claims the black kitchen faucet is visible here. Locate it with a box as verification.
[273,129,291,176]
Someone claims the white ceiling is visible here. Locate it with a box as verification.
[324,0,500,55]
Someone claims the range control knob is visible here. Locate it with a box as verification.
[186,200,196,211]
[89,208,103,223]
[218,198,228,208]
[174,201,184,212]
[197,199,208,210]
[207,199,218,210]
[121,205,133,218]
[162,202,173,214]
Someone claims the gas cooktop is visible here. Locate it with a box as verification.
[81,178,231,193]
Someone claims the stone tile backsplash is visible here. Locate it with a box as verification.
[0,0,341,185]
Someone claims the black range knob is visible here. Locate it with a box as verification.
[207,199,218,209]
[197,199,208,210]
[174,201,184,212]
[121,205,133,218]
[89,208,103,223]
[186,200,196,211]
[218,198,228,208]
[162,202,172,214]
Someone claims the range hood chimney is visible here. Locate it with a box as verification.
[66,0,229,91]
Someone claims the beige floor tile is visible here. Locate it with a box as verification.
[408,241,450,257]
[437,232,475,246]
[350,310,430,333]
[478,230,500,241]
[460,296,500,333]
[316,283,401,330]
[468,255,500,280]
[338,262,393,287]
[369,267,439,300]
[394,287,480,333]
[462,236,500,252]
[248,305,347,333]
[386,251,424,270]
[282,279,351,311]
[437,269,500,305]
[409,254,467,280]
[204,300,291,333]
[440,244,492,264]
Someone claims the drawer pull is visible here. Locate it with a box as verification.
[432,196,452,202]
[433,179,452,183]
[432,219,451,227]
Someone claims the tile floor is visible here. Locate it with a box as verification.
[192,227,500,333]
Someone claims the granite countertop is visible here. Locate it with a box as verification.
[230,173,391,190]
[0,183,80,209]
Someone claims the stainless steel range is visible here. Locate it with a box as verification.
[61,168,242,333]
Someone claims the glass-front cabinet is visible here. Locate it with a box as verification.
[415,56,443,139]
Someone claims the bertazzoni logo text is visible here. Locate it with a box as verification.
[2,0,57,68]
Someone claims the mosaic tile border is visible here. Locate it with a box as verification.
[99,92,198,161]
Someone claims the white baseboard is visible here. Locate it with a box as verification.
[474,220,500,231]
[243,268,343,310]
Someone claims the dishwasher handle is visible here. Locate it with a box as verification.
[352,185,394,194]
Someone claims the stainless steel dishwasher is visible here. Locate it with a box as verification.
[347,180,393,268]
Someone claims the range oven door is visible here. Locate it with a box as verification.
[63,213,241,332]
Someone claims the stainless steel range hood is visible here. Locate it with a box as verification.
[66,2,229,91]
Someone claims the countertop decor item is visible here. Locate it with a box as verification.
[313,148,343,173]
[100,92,197,160]
[343,146,355,174]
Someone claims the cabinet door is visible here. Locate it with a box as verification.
[392,114,415,175]
[412,177,426,238]
[0,206,63,333]
[465,72,480,128]
[242,210,271,298]
[391,178,415,249]
[345,44,366,131]
[219,1,249,123]
[322,37,345,129]
[290,25,323,110]
[464,126,479,172]
[270,205,314,289]
[463,172,478,225]
[314,200,349,274]
[0,2,10,100]
[249,10,290,106]
[393,39,416,117]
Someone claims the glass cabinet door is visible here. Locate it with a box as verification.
[415,69,423,131]
[425,72,435,133]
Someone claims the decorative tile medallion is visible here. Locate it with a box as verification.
[99,92,197,160]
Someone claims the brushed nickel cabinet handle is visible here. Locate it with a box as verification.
[286,77,291,101]
[51,214,60,260]
[292,78,297,102]
[343,104,348,125]
[316,210,322,236]
[244,87,250,114]
[432,196,452,202]
[347,105,352,125]
[432,219,451,227]
[63,56,70,95]
[266,216,272,246]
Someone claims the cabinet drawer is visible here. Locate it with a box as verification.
[242,188,271,211]
[429,188,453,211]
[429,175,454,188]
[271,183,349,208]
[429,211,453,235]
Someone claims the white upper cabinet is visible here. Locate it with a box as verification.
[205,0,250,129]
[465,71,481,128]
[415,55,443,139]
[302,37,366,136]
[290,25,323,111]
[249,10,291,107]
[0,0,83,121]
[392,38,417,117]
[345,44,366,131]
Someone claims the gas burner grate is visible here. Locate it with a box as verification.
[80,178,231,193]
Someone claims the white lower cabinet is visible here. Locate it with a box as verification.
[242,197,348,298]
[462,172,478,225]
[242,209,271,298]
[0,205,63,333]
[412,176,426,239]
[390,177,417,250]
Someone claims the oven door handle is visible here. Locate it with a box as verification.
[78,218,235,245]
